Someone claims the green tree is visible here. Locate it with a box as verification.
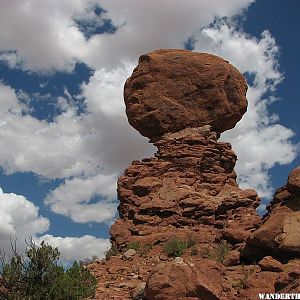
[0,239,97,300]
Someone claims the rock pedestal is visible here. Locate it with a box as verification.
[110,125,260,250]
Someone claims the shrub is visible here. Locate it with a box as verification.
[105,244,119,260]
[190,245,199,256]
[206,240,232,263]
[231,265,255,290]
[125,241,152,257]
[0,239,97,300]
[138,243,152,257]
[126,241,141,251]
[164,238,187,257]
[186,236,196,248]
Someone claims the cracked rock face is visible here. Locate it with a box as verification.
[110,125,261,250]
[124,49,248,139]
[246,165,300,256]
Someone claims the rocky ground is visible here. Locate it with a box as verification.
[87,49,300,299]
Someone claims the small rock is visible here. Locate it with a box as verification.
[174,257,185,264]
[123,249,137,260]
[258,256,283,272]
[223,250,240,267]
[159,253,168,261]
[117,281,134,289]
[130,282,146,300]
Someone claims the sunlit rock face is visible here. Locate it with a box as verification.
[124,49,248,140]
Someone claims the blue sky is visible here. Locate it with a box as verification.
[0,0,299,261]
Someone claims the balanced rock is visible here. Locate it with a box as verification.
[110,50,260,252]
[124,49,248,139]
[92,50,281,300]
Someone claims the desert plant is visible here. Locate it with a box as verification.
[126,241,152,257]
[231,265,255,291]
[164,238,187,257]
[206,240,232,263]
[186,236,196,248]
[105,244,119,260]
[126,241,141,251]
[190,245,199,256]
[0,239,96,300]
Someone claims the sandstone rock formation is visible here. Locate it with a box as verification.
[124,49,248,139]
[110,125,261,252]
[246,166,300,256]
[88,50,300,299]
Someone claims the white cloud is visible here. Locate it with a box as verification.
[83,0,254,69]
[192,23,297,197]
[0,187,109,261]
[0,0,92,72]
[36,234,110,261]
[45,174,117,223]
[0,0,254,72]
[0,187,49,255]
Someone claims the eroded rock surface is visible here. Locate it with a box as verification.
[88,50,300,299]
[110,125,260,251]
[124,49,248,139]
[246,166,300,256]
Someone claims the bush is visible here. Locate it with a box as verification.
[205,240,232,263]
[126,241,152,257]
[190,245,199,256]
[231,265,255,290]
[186,237,196,248]
[126,241,141,251]
[0,239,97,300]
[164,238,187,257]
[105,244,119,260]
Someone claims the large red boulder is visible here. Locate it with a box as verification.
[124,49,247,139]
[144,259,225,300]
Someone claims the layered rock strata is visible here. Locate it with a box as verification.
[246,166,300,257]
[110,125,260,250]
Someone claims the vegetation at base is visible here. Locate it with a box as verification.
[164,238,187,257]
[186,236,196,248]
[190,245,199,256]
[126,241,142,251]
[164,236,198,257]
[231,265,255,290]
[204,240,232,263]
[105,244,119,260]
[126,241,152,257]
[0,239,97,300]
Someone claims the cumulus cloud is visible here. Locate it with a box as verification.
[0,187,49,255]
[45,174,117,223]
[0,187,109,261]
[0,0,254,72]
[36,234,110,261]
[192,23,298,196]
